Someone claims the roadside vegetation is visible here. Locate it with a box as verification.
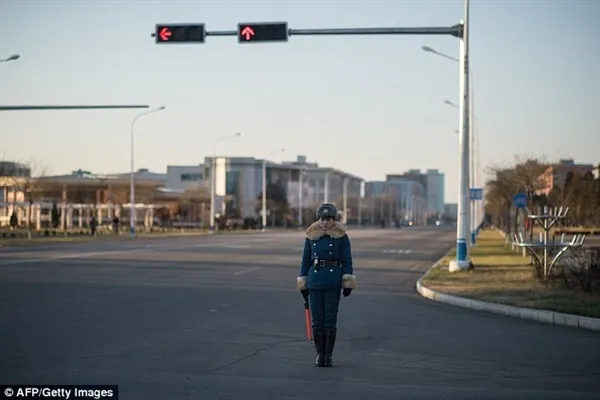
[423,229,600,318]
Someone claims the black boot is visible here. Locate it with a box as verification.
[313,327,325,367]
[324,329,337,367]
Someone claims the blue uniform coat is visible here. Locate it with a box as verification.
[296,221,356,291]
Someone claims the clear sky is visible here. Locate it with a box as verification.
[1,0,598,203]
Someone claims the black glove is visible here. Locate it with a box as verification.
[301,289,309,302]
[343,288,352,297]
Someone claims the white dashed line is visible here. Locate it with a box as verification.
[410,262,428,272]
[382,249,412,254]
[234,266,263,276]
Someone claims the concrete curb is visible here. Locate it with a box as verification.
[416,259,600,332]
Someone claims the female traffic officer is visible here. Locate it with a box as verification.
[296,203,356,367]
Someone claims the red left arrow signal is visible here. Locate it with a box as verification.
[241,26,255,40]
[159,27,172,41]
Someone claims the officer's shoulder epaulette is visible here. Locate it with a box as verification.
[305,221,346,240]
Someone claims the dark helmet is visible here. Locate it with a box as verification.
[316,203,338,220]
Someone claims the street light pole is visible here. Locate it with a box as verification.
[469,75,477,245]
[129,105,165,235]
[446,95,477,244]
[358,181,364,227]
[324,171,331,203]
[262,148,285,231]
[298,167,304,227]
[342,177,348,224]
[209,132,242,232]
[450,1,472,271]
[423,6,476,270]
[0,54,20,162]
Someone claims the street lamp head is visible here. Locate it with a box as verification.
[444,100,454,105]
[235,132,242,137]
[157,105,166,110]
[421,46,435,53]
[7,54,20,61]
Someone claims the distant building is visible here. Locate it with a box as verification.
[281,155,363,210]
[0,161,31,178]
[165,165,205,192]
[425,169,445,214]
[0,161,32,226]
[203,155,363,224]
[385,168,445,216]
[384,177,426,217]
[1,167,169,229]
[364,179,427,225]
[536,159,595,196]
[364,181,390,198]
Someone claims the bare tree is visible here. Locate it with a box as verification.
[24,161,47,239]
[484,156,552,231]
[548,171,598,226]
[485,156,600,231]
[5,159,48,239]
[0,163,17,229]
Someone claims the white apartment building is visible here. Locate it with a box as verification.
[165,166,206,192]
[202,155,363,224]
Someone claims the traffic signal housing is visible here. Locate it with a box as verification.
[155,24,206,44]
[237,22,289,43]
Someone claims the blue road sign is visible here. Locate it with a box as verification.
[513,192,527,209]
[469,188,483,201]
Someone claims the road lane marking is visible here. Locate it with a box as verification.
[409,262,429,272]
[234,267,263,275]
[0,243,220,265]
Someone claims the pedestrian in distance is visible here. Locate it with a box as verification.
[296,203,356,367]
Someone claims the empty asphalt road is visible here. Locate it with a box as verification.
[1,227,599,400]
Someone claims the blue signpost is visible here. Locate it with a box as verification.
[514,192,527,209]
[469,188,483,245]
[513,192,528,238]
[470,188,483,201]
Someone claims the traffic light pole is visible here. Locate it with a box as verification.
[153,0,471,271]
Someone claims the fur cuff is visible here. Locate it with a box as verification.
[296,276,307,291]
[342,274,356,289]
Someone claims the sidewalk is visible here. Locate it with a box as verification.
[416,229,600,331]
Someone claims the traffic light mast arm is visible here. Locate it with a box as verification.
[289,25,462,38]
[152,23,464,41]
